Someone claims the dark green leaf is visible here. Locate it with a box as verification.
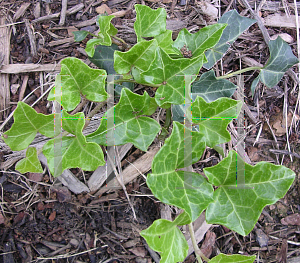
[204,10,256,69]
[191,70,237,102]
[73,30,89,42]
[256,37,299,88]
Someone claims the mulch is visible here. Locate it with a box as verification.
[0,0,300,262]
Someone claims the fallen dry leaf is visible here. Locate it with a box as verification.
[281,213,300,226]
[0,213,4,224]
[28,172,43,182]
[129,247,147,257]
[200,230,216,258]
[96,4,112,15]
[49,211,56,222]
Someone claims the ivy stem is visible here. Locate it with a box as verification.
[215,66,262,80]
[164,107,172,129]
[188,223,210,262]
[111,78,161,88]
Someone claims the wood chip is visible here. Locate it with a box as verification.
[262,14,300,28]
[13,3,31,21]
[0,64,61,74]
[48,37,74,47]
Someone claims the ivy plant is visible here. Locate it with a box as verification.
[2,4,298,263]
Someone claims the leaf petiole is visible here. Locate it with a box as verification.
[215,66,262,80]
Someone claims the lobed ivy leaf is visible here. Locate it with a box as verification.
[172,97,242,147]
[134,4,167,42]
[192,96,242,147]
[251,36,299,94]
[89,44,119,74]
[204,150,295,236]
[191,70,237,102]
[210,253,256,263]
[73,30,89,42]
[132,48,206,107]
[173,24,227,58]
[15,147,43,174]
[114,39,158,74]
[147,122,214,222]
[204,10,256,69]
[48,57,107,111]
[86,88,160,152]
[2,102,59,151]
[154,30,181,55]
[43,111,105,177]
[85,15,117,57]
[140,219,188,263]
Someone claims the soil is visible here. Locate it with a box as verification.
[0,0,300,262]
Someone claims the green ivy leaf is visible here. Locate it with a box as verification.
[191,70,237,102]
[47,57,107,111]
[147,122,213,222]
[2,102,59,151]
[255,37,299,88]
[73,30,89,42]
[89,44,119,74]
[86,88,160,152]
[15,147,43,174]
[172,97,242,147]
[154,30,181,55]
[132,48,206,107]
[134,4,167,42]
[204,10,256,69]
[85,15,117,57]
[210,253,256,263]
[114,39,158,74]
[43,111,105,177]
[140,219,188,263]
[173,211,192,226]
[173,24,227,58]
[204,150,295,236]
[192,97,242,147]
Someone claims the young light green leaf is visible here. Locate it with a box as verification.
[85,38,105,57]
[191,70,237,102]
[132,48,206,107]
[204,10,256,69]
[173,24,227,58]
[154,30,181,55]
[89,44,119,74]
[114,39,158,74]
[86,88,160,152]
[255,37,299,88]
[15,147,43,174]
[73,30,89,42]
[147,122,214,222]
[140,219,188,263]
[2,102,59,151]
[204,150,295,236]
[85,15,117,57]
[210,253,256,263]
[134,4,167,42]
[191,96,242,147]
[43,111,105,177]
[47,57,107,111]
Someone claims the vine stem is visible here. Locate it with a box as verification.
[188,223,210,262]
[215,66,262,80]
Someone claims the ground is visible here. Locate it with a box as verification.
[0,0,300,262]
